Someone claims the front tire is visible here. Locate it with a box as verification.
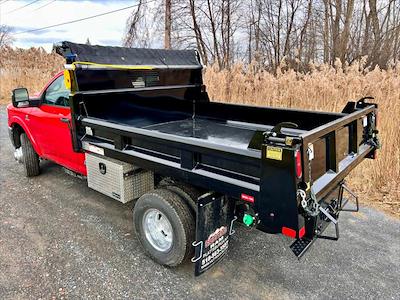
[20,133,40,177]
[133,188,195,267]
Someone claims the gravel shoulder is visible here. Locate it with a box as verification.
[1,106,399,299]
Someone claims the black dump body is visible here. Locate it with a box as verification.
[56,42,379,262]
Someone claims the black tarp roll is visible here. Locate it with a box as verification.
[54,41,202,69]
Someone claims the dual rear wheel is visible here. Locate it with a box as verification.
[133,188,196,267]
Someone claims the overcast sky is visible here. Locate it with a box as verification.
[0,0,142,51]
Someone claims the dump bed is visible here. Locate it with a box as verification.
[71,88,377,210]
[71,88,351,183]
[57,41,379,244]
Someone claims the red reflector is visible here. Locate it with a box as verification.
[241,193,254,203]
[295,150,302,178]
[282,227,297,238]
[299,226,306,238]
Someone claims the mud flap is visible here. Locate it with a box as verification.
[191,192,236,276]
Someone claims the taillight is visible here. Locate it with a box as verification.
[295,150,302,178]
[241,193,254,203]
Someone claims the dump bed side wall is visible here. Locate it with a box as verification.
[308,120,363,182]
[197,102,344,131]
[301,104,377,200]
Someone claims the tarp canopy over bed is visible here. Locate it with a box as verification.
[54,41,202,69]
[53,41,204,92]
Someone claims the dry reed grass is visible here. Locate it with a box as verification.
[0,48,399,217]
[0,47,63,100]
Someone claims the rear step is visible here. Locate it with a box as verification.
[290,238,314,258]
[290,183,358,258]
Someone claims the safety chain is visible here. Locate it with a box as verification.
[299,146,320,217]
[368,113,381,149]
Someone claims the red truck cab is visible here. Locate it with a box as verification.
[7,71,86,176]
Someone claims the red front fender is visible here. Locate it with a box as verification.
[8,114,43,157]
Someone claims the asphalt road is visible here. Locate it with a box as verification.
[1,106,399,300]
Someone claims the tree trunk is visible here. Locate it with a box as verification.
[164,0,172,49]
[332,0,342,65]
[189,0,208,64]
[298,0,312,61]
[339,0,355,63]
[323,0,330,63]
[207,0,222,68]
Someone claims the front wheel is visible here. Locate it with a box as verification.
[133,188,195,267]
[20,133,40,177]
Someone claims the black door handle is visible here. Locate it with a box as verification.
[60,117,70,123]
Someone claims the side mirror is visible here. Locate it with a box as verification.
[12,88,30,108]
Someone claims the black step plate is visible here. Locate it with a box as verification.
[290,238,314,258]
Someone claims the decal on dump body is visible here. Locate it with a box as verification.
[192,192,235,276]
[266,146,283,161]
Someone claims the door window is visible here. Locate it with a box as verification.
[43,75,70,107]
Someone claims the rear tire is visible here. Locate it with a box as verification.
[162,182,201,215]
[133,188,195,267]
[159,178,202,215]
[20,133,40,177]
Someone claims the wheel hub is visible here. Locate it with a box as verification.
[142,208,173,252]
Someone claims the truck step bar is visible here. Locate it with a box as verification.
[290,183,359,258]
[290,237,314,258]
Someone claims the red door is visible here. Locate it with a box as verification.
[28,74,86,175]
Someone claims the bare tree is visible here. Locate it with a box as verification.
[165,0,172,49]
[122,0,400,70]
[0,25,14,48]
[123,0,144,47]
[188,0,209,64]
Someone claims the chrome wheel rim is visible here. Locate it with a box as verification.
[142,208,173,252]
